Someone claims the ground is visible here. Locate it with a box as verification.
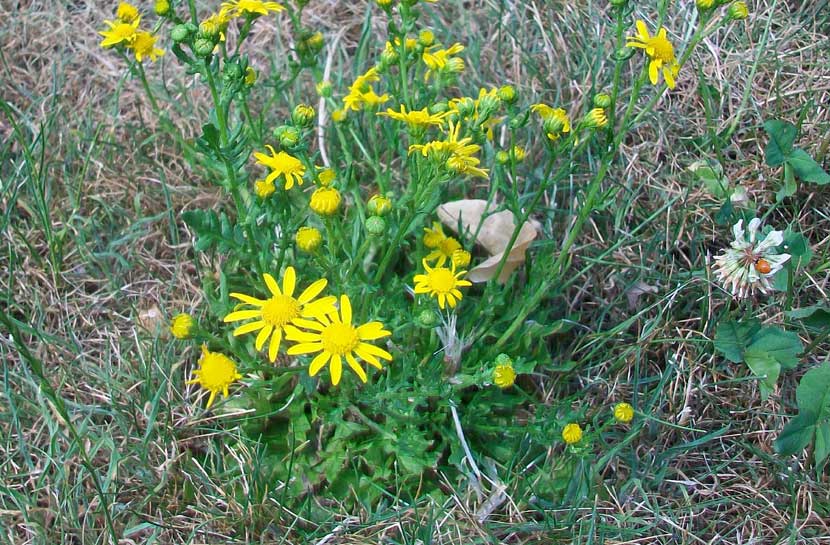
[1,0,829,544]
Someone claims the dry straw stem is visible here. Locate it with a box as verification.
[1,0,830,543]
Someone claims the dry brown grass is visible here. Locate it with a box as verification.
[1,0,829,543]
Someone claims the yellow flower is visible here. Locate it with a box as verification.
[129,31,165,62]
[154,0,171,16]
[343,67,390,112]
[512,145,526,162]
[221,0,285,17]
[254,178,276,198]
[423,43,466,80]
[423,222,447,249]
[317,167,336,186]
[613,402,634,424]
[695,0,716,9]
[244,67,257,85]
[199,11,232,41]
[309,187,341,216]
[451,249,471,268]
[253,146,306,190]
[331,108,347,122]
[378,105,449,128]
[426,235,461,266]
[626,20,681,89]
[367,194,392,216]
[531,104,571,140]
[170,313,195,339]
[582,107,608,129]
[284,294,393,386]
[99,18,140,48]
[295,226,322,252]
[562,423,583,445]
[223,268,337,362]
[409,121,489,178]
[728,1,749,20]
[116,2,140,23]
[493,362,516,388]
[376,0,394,6]
[187,345,243,408]
[413,259,472,310]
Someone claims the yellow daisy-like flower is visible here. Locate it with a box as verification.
[531,104,571,140]
[413,259,472,310]
[423,221,447,249]
[422,43,466,80]
[493,362,516,388]
[129,31,165,63]
[309,187,341,216]
[187,345,243,408]
[253,146,306,190]
[317,167,336,186]
[220,0,285,17]
[284,294,392,386]
[426,236,461,266]
[116,2,140,23]
[170,313,195,340]
[199,11,232,41]
[99,18,140,48]
[613,402,634,424]
[295,226,322,252]
[562,423,583,445]
[378,105,449,129]
[223,268,336,362]
[581,107,608,129]
[254,178,276,198]
[409,121,489,178]
[626,20,681,89]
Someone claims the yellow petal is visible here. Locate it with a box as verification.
[663,66,676,89]
[346,353,368,382]
[268,328,282,362]
[340,294,352,324]
[230,293,265,306]
[330,354,342,385]
[290,317,326,331]
[357,322,391,340]
[357,342,393,361]
[282,266,296,297]
[309,351,330,376]
[263,273,281,296]
[298,278,327,304]
[287,342,323,355]
[233,320,266,336]
[255,324,273,350]
[223,309,262,322]
[635,20,649,40]
[648,61,659,85]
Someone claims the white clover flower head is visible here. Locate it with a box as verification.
[713,218,790,298]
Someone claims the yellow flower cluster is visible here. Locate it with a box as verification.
[341,67,390,115]
[224,268,392,385]
[99,2,164,62]
[423,42,465,80]
[409,121,489,178]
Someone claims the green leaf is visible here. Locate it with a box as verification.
[714,319,761,363]
[786,305,830,330]
[788,148,830,185]
[747,327,803,371]
[744,349,780,400]
[181,209,244,253]
[689,160,730,199]
[776,162,797,201]
[764,120,797,167]
[775,412,815,456]
[796,364,830,422]
[815,422,830,471]
[781,229,813,268]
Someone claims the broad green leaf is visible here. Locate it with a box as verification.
[796,364,830,422]
[714,319,761,363]
[815,422,830,471]
[786,305,830,330]
[764,120,797,167]
[775,412,815,456]
[776,162,797,201]
[744,349,780,400]
[747,327,803,371]
[781,229,813,268]
[788,148,830,185]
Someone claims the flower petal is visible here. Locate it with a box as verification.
[230,293,265,306]
[357,322,391,340]
[340,294,352,324]
[233,320,266,336]
[357,342,393,361]
[283,266,296,297]
[346,352,368,382]
[298,278,327,304]
[263,273,281,296]
[287,342,323,355]
[268,328,282,362]
[256,324,274,350]
[309,351,330,376]
[330,354,343,385]
[223,309,262,322]
[290,317,327,331]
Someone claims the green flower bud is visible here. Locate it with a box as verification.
[291,104,316,128]
[543,115,566,135]
[496,150,510,165]
[418,29,435,47]
[494,353,513,367]
[367,194,393,216]
[273,125,301,148]
[613,47,635,61]
[316,80,332,98]
[380,46,399,67]
[609,0,627,6]
[171,24,192,43]
[593,93,612,108]
[224,62,243,80]
[497,85,517,104]
[365,215,387,236]
[193,37,215,58]
[509,112,530,130]
[695,0,716,10]
[454,97,476,118]
[477,91,501,119]
[417,309,439,328]
[429,101,449,114]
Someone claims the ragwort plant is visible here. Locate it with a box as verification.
[100,0,777,509]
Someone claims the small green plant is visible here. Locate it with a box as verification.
[763,119,830,200]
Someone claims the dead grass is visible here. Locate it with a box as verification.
[1,0,829,543]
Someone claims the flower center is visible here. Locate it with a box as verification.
[429,268,456,293]
[321,322,360,355]
[261,295,300,327]
[649,36,675,62]
[201,355,237,390]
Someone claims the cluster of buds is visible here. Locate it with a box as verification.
[365,194,393,236]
